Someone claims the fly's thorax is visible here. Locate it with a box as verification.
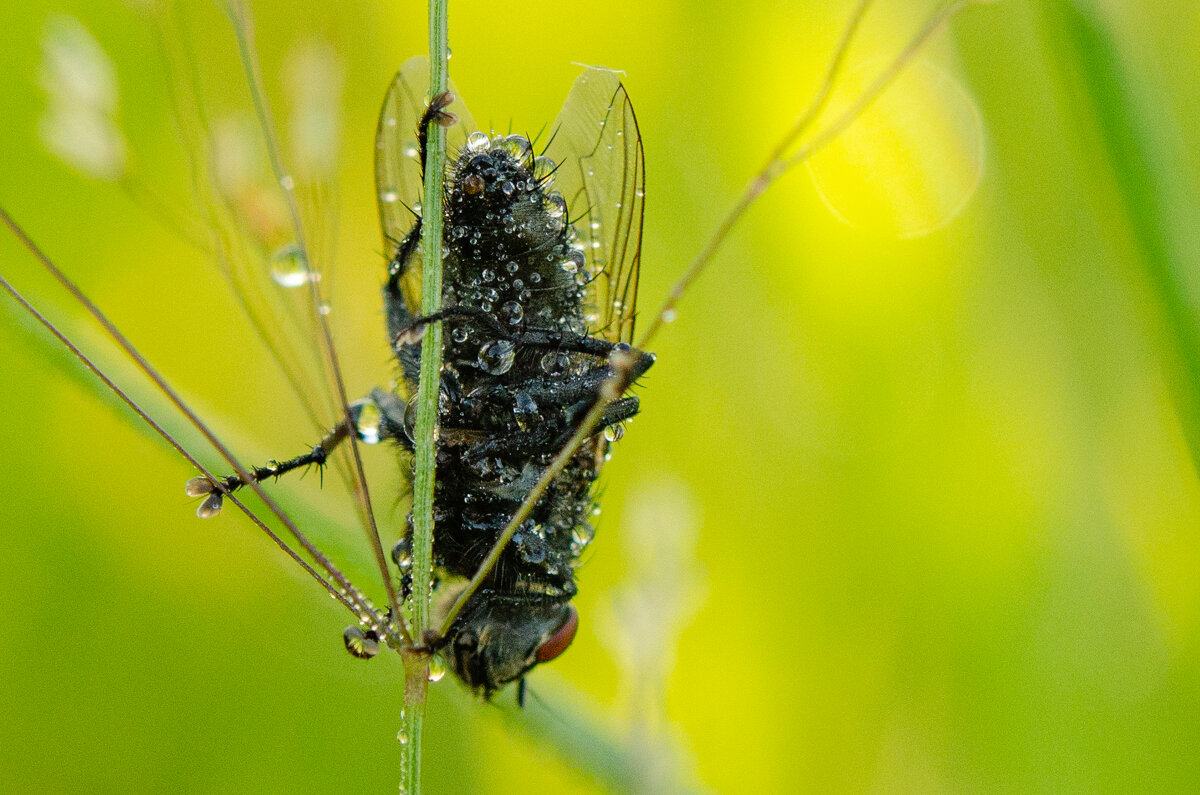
[443,134,587,339]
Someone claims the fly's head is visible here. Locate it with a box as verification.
[442,594,579,695]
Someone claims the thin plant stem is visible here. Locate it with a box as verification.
[0,265,355,612]
[0,205,378,624]
[403,0,450,789]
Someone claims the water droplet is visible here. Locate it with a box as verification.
[505,260,519,274]
[318,301,331,316]
[196,492,223,519]
[481,268,495,283]
[466,130,490,152]
[279,174,295,190]
[427,656,447,683]
[604,423,624,442]
[402,396,418,442]
[391,536,413,570]
[477,340,515,375]
[270,244,311,288]
[497,134,533,168]
[451,326,469,344]
[397,729,409,745]
[501,180,515,197]
[343,626,379,659]
[533,155,556,184]
[561,249,586,274]
[380,189,400,203]
[662,308,677,323]
[540,351,570,376]
[353,399,383,445]
[402,140,419,158]
[500,300,524,325]
[543,192,566,219]
[185,476,214,497]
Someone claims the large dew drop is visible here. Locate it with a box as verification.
[466,130,490,152]
[270,243,312,287]
[806,60,985,238]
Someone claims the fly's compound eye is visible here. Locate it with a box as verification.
[535,605,579,663]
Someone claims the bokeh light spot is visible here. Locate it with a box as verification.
[807,60,985,238]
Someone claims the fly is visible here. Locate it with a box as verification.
[181,57,651,696]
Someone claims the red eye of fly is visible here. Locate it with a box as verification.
[536,605,579,663]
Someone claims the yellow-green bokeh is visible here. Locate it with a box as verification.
[2,0,1200,792]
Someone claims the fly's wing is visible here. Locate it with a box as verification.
[375,56,477,320]
[543,68,645,345]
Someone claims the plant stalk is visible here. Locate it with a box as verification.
[402,0,449,791]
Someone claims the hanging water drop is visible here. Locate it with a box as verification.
[352,398,383,445]
[343,626,379,659]
[270,244,310,288]
[391,536,413,570]
[427,655,447,683]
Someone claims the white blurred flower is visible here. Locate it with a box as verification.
[39,15,127,180]
[600,476,706,791]
[285,40,343,179]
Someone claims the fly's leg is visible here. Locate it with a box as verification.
[185,388,409,518]
[393,306,657,383]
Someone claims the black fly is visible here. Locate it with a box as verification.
[185,58,652,696]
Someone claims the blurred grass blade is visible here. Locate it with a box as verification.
[1047,0,1200,472]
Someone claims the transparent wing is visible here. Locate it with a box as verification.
[375,56,476,315]
[544,68,645,344]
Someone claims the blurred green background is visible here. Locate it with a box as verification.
[3,0,1200,791]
